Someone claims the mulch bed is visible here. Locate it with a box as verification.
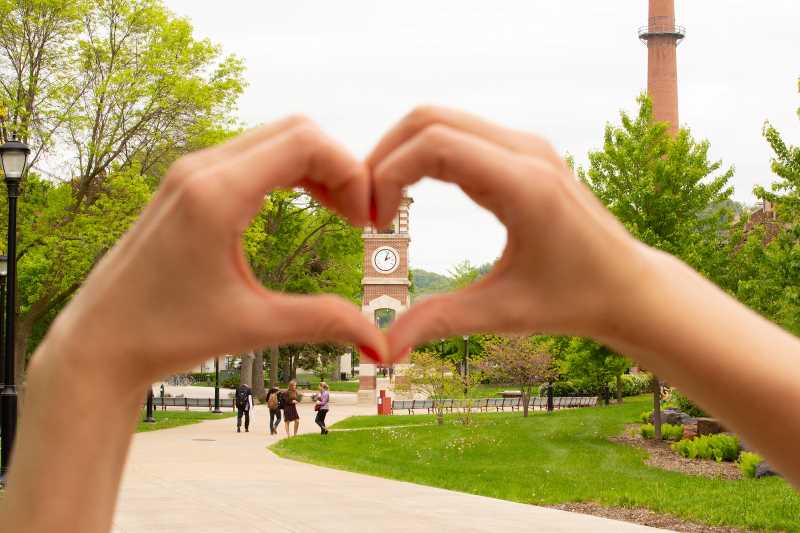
[611,424,742,480]
[550,502,753,532]
[549,425,753,531]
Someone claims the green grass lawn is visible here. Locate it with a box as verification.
[136,410,235,433]
[271,396,800,532]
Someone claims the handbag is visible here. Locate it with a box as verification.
[314,403,321,412]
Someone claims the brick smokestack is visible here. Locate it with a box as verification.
[639,0,684,134]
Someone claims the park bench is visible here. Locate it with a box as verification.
[390,396,599,414]
[153,396,236,411]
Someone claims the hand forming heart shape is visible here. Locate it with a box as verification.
[38,107,646,386]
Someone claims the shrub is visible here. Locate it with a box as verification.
[672,434,740,462]
[221,374,240,389]
[662,423,684,442]
[640,422,683,441]
[738,452,763,479]
[672,390,708,418]
[639,410,653,423]
[611,373,653,397]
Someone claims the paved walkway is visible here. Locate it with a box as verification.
[112,402,670,533]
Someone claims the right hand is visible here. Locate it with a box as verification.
[367,106,649,359]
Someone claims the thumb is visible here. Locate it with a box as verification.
[385,282,509,363]
[240,292,389,363]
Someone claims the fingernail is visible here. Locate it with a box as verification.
[359,345,381,362]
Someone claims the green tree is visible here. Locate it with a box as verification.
[579,94,733,437]
[243,191,363,394]
[0,0,245,389]
[478,336,557,417]
[558,338,630,405]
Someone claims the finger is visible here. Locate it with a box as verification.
[372,123,558,227]
[238,291,389,363]
[108,116,317,262]
[384,280,513,363]
[201,124,370,226]
[367,105,564,170]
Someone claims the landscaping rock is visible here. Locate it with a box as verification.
[662,408,696,426]
[755,461,781,479]
[682,425,698,440]
[696,417,725,436]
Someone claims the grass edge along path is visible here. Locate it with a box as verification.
[136,409,235,433]
[271,396,799,532]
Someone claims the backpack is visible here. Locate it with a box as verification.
[267,391,279,410]
[235,385,250,410]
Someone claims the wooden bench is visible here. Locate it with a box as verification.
[153,397,236,411]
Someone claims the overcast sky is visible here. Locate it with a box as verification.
[163,0,799,274]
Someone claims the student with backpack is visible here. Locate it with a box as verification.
[265,386,281,435]
[235,383,254,433]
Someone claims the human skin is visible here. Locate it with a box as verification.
[1,108,799,533]
[367,106,800,489]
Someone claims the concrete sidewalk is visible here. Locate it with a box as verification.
[112,403,670,533]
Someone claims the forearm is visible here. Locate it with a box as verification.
[605,246,800,487]
[0,339,142,533]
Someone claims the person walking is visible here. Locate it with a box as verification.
[235,382,254,433]
[315,382,330,435]
[283,380,300,437]
[266,386,281,435]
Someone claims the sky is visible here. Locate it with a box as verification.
[163,0,799,274]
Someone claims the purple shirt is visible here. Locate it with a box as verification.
[319,390,330,410]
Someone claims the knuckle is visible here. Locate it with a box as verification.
[164,154,201,189]
[405,105,444,131]
[282,113,314,129]
[287,123,323,149]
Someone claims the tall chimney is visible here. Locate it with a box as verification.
[639,0,684,133]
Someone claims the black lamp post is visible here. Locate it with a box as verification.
[213,356,222,413]
[144,387,155,423]
[0,135,30,482]
[462,335,469,395]
[0,256,7,387]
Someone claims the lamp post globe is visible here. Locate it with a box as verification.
[0,137,30,181]
[0,134,30,483]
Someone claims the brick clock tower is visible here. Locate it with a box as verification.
[358,195,412,402]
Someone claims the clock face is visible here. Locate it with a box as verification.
[373,247,399,273]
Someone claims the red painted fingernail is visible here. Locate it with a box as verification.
[359,345,381,362]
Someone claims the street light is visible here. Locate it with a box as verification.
[0,134,30,482]
[0,256,7,387]
[462,335,469,395]
[213,356,222,413]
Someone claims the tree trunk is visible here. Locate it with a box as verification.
[251,350,265,402]
[240,352,254,388]
[652,375,662,440]
[14,317,34,412]
[616,374,624,403]
[269,345,279,388]
[522,389,530,417]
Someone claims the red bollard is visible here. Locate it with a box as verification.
[378,389,392,415]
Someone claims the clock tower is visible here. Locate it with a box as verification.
[358,195,412,402]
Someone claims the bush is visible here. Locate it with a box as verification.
[610,373,653,397]
[639,410,653,423]
[672,390,708,418]
[221,374,240,389]
[672,434,740,462]
[738,452,763,479]
[640,423,683,441]
[662,423,684,442]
